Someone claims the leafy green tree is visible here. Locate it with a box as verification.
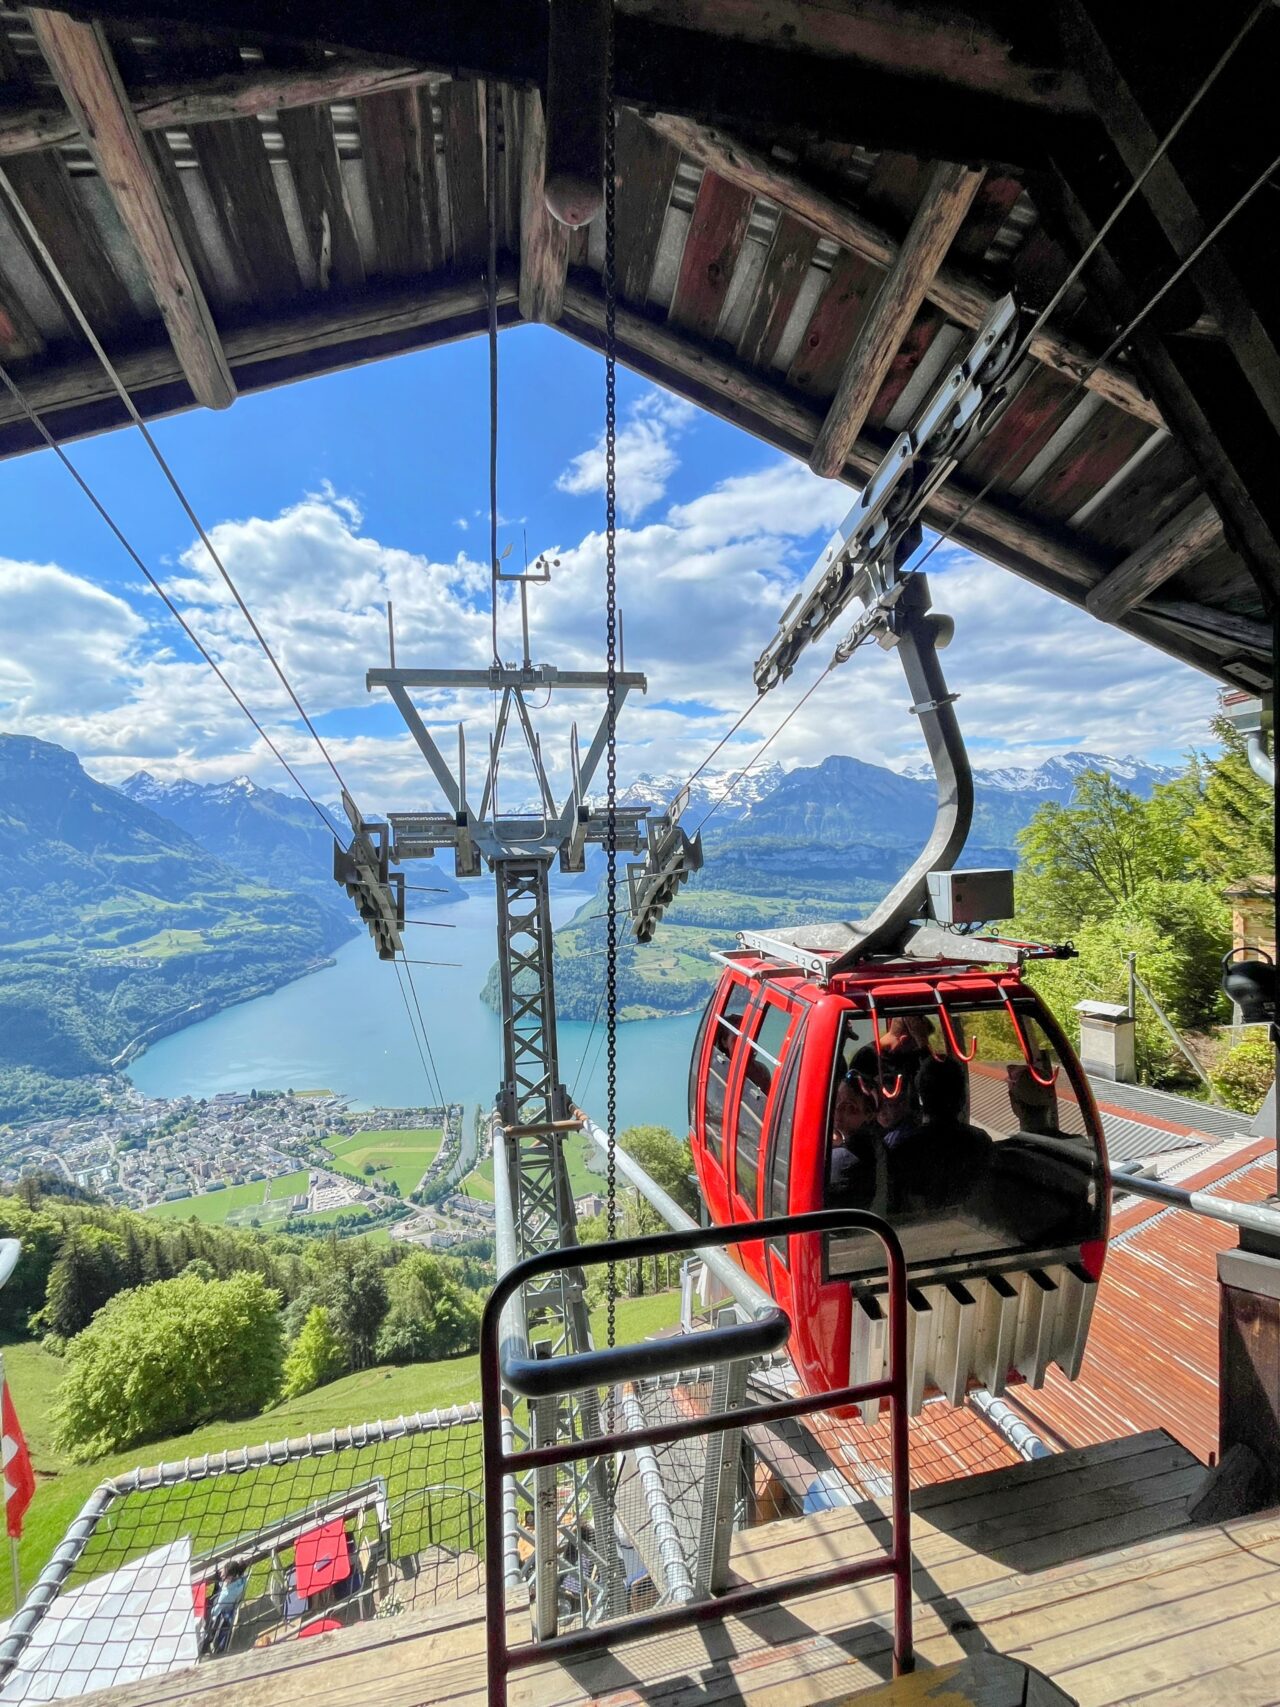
[1016,771,1191,938]
[281,1304,347,1398]
[1177,720,1273,882]
[1212,1034,1275,1114]
[616,1126,698,1215]
[52,1272,283,1461]
[36,1227,128,1340]
[374,1253,481,1363]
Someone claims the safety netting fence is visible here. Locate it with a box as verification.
[0,1403,483,1702]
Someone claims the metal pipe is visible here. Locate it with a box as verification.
[583,1121,777,1321]
[618,1392,695,1604]
[1247,729,1275,787]
[492,1126,530,1374]
[967,1388,1052,1460]
[1114,1169,1280,1237]
[1130,967,1217,1094]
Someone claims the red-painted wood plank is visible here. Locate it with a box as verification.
[866,305,948,428]
[958,365,1078,494]
[786,249,879,398]
[952,172,1024,261]
[1030,406,1156,522]
[668,172,753,341]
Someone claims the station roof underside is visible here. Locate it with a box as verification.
[1,1,1277,690]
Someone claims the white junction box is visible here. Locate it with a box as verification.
[926,868,1015,925]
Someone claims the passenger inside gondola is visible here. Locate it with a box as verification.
[886,1054,992,1215]
[823,1001,1099,1271]
[828,1071,879,1204]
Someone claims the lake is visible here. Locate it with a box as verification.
[127,890,703,1136]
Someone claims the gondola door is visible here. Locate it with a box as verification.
[693,975,753,1231]
[726,993,795,1283]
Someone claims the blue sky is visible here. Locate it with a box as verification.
[0,325,1218,809]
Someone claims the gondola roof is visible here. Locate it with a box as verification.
[0,1,1276,690]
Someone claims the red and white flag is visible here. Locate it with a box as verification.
[2,1381,34,1540]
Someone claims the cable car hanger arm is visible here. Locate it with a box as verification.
[752,294,1022,698]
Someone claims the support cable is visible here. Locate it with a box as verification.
[626,17,1267,836]
[603,9,620,1356]
[694,660,838,835]
[0,362,335,836]
[0,182,460,1103]
[1,353,449,1099]
[0,165,349,795]
[392,957,443,1108]
[401,956,447,1108]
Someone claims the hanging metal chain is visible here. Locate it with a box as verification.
[603,8,620,1354]
[486,79,501,668]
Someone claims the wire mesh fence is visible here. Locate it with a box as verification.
[0,1405,484,1702]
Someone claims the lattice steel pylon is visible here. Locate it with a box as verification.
[358,652,647,1629]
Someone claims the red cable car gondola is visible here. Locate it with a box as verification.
[688,946,1109,1415]
[630,311,1113,1416]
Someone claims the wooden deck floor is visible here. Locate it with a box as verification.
[79,1431,1280,1707]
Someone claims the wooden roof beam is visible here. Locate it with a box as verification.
[27,9,234,410]
[809,160,983,479]
[558,278,1248,682]
[644,112,1162,430]
[1084,495,1224,624]
[0,59,443,161]
[518,90,568,324]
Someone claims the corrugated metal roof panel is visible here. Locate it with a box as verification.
[1008,1138,1275,1465]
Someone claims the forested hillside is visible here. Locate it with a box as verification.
[0,736,350,1123]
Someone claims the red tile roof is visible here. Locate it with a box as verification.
[1007,1137,1276,1465]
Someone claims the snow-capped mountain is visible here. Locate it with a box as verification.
[904,751,1178,799]
[615,761,784,823]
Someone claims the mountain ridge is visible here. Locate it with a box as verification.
[0,736,353,1123]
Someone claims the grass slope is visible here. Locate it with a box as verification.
[323,1128,442,1197]
[1,1289,680,1615]
[144,1169,309,1227]
[459,1128,604,1204]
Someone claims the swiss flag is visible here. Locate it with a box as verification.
[3,1381,34,1540]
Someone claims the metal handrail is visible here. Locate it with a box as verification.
[1114,1166,1280,1236]
[480,1208,913,1707]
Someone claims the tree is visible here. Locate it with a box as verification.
[281,1304,347,1398]
[52,1272,283,1461]
[1016,771,1190,938]
[37,1227,128,1340]
[616,1126,698,1216]
[1177,720,1273,882]
[374,1253,481,1363]
[301,1246,389,1371]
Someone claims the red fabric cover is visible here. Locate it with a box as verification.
[191,1580,207,1618]
[293,1520,350,1596]
[297,1618,343,1638]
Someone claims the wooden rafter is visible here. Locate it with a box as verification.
[518,89,569,324]
[1085,496,1223,624]
[810,161,983,479]
[10,0,1079,160]
[0,274,519,448]
[26,9,234,410]
[644,111,1162,429]
[0,58,442,160]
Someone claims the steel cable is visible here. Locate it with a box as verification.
[0,165,351,796]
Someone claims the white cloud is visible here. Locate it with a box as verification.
[455,516,468,531]
[0,460,1220,814]
[556,389,697,519]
